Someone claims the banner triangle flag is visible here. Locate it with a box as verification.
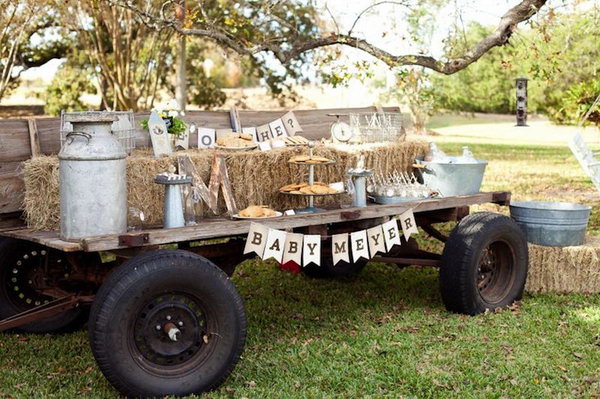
[303,235,321,266]
[399,209,418,241]
[244,223,269,257]
[367,225,386,257]
[350,230,370,261]
[263,228,287,263]
[382,219,401,251]
[331,233,350,266]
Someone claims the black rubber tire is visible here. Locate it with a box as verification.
[0,237,85,333]
[440,212,528,315]
[88,249,247,398]
[301,249,367,279]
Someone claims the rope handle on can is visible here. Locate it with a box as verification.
[66,131,92,144]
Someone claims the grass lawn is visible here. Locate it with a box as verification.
[1,133,599,398]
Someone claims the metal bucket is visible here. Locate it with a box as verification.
[58,112,127,241]
[510,201,591,247]
[416,157,487,197]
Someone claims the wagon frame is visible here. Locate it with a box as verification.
[0,107,528,398]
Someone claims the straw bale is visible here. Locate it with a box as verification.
[22,140,428,230]
[22,155,60,231]
[526,237,600,294]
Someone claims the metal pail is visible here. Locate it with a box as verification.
[510,201,591,247]
[416,157,487,197]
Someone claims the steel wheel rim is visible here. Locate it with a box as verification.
[4,248,66,310]
[130,291,217,375]
[476,240,516,304]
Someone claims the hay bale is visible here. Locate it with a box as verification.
[22,155,60,231]
[22,140,428,230]
[526,237,600,294]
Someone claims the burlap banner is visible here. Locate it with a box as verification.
[245,212,418,267]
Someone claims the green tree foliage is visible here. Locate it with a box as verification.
[39,0,320,111]
[0,1,65,101]
[43,63,96,116]
[430,23,518,114]
[430,8,600,124]
[182,41,259,109]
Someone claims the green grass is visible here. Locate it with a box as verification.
[1,262,599,398]
[426,112,513,130]
[1,137,600,398]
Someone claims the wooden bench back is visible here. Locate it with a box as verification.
[0,106,400,230]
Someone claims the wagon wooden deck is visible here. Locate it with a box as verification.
[1,191,510,253]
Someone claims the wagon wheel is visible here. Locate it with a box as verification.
[89,249,246,397]
[0,237,86,333]
[439,212,528,315]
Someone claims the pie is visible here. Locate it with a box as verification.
[217,133,255,148]
[238,205,278,218]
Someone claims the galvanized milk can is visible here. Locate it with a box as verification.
[59,112,127,240]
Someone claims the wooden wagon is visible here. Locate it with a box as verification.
[0,107,528,397]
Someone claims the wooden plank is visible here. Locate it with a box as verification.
[0,119,32,161]
[80,192,502,252]
[0,173,24,214]
[0,160,21,176]
[33,117,61,155]
[134,107,400,148]
[0,211,25,231]
[0,229,82,252]
[177,155,218,214]
[0,107,401,157]
[217,154,238,215]
[27,119,41,156]
[0,192,509,252]
[229,106,242,133]
[0,161,23,215]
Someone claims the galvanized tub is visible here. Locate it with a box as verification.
[415,157,487,197]
[510,201,591,247]
[59,112,127,241]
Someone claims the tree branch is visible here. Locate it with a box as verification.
[111,0,547,75]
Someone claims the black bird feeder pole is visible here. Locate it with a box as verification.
[515,77,528,127]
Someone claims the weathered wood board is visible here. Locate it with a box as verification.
[1,192,509,252]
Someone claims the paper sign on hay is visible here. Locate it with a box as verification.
[148,111,172,157]
[282,111,302,136]
[382,219,401,250]
[367,225,386,257]
[244,223,270,257]
[350,230,370,261]
[263,228,288,263]
[269,118,288,139]
[331,233,350,266]
[283,233,303,265]
[399,209,418,240]
[255,124,272,142]
[303,235,321,267]
[197,127,216,148]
